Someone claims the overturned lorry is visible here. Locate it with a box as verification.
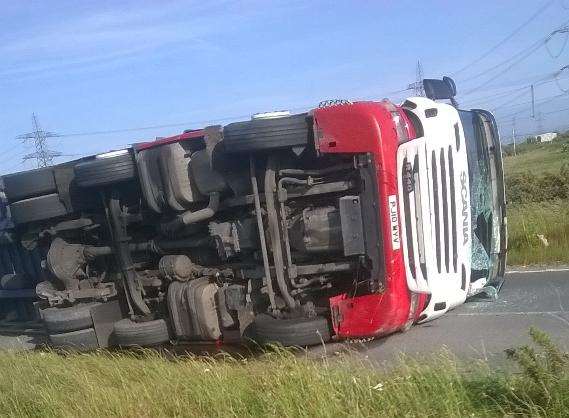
[0,78,507,349]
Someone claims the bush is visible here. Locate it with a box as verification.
[506,165,569,204]
[505,328,569,416]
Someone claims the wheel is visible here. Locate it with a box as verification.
[3,167,56,202]
[112,318,170,347]
[49,328,99,351]
[74,150,137,188]
[10,194,68,225]
[222,113,311,153]
[41,302,101,334]
[248,314,331,347]
[0,273,29,290]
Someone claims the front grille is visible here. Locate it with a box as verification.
[448,146,458,273]
[397,99,472,313]
[399,139,462,293]
[431,146,457,276]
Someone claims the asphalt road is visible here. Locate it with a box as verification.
[1,270,568,364]
[313,269,569,365]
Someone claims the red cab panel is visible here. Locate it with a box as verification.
[313,102,418,338]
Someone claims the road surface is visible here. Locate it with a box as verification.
[312,269,569,364]
[1,270,568,365]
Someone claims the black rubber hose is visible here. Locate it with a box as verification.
[161,192,220,236]
[279,164,352,177]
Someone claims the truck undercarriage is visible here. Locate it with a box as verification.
[0,83,506,350]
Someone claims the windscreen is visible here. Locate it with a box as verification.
[459,111,494,283]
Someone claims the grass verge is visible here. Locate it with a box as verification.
[507,200,569,266]
[0,329,567,417]
[503,138,569,177]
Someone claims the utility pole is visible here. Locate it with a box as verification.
[16,113,61,168]
[536,111,544,134]
[407,60,425,96]
[512,117,517,155]
[531,84,535,119]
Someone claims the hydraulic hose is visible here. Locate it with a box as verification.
[264,156,297,310]
[250,156,276,310]
[161,192,220,236]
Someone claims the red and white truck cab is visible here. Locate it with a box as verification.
[314,100,428,338]
[396,79,507,324]
[398,96,473,322]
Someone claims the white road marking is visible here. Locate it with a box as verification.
[550,312,569,327]
[455,311,566,316]
[506,268,569,274]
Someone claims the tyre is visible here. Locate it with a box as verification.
[74,150,137,188]
[0,273,29,290]
[248,314,331,347]
[3,167,56,202]
[222,113,311,153]
[10,194,68,225]
[112,318,170,347]
[49,328,99,351]
[41,302,101,334]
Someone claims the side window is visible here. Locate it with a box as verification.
[402,108,424,138]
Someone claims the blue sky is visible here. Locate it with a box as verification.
[0,0,567,173]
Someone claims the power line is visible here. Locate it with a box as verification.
[460,37,546,84]
[491,88,531,112]
[461,85,528,105]
[460,70,566,105]
[451,0,555,76]
[464,42,550,94]
[49,87,413,140]
[465,65,569,114]
[54,104,313,139]
[493,92,568,119]
[498,102,569,124]
[459,19,569,90]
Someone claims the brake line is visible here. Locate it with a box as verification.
[264,156,297,310]
[108,191,151,316]
[249,156,276,311]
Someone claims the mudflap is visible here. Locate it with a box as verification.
[91,300,123,348]
[330,293,404,339]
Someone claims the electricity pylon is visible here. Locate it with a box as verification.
[16,113,61,167]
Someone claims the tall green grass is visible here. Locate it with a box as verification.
[502,137,569,265]
[507,200,569,265]
[0,329,567,417]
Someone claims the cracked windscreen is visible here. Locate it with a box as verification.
[459,110,494,285]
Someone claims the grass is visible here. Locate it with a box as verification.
[502,135,569,265]
[503,137,569,177]
[507,200,569,266]
[0,329,567,417]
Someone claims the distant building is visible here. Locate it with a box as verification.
[535,132,558,143]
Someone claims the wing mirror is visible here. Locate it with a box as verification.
[422,76,457,106]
